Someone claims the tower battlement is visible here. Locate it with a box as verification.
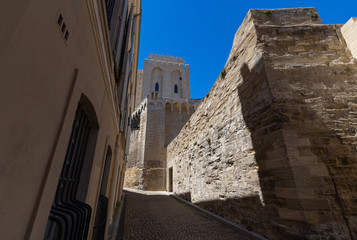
[139,53,191,103]
[147,53,187,66]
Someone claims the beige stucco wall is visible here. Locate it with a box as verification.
[0,0,135,239]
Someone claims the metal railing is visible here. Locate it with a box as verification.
[44,106,92,240]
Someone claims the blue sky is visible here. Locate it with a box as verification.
[138,0,357,99]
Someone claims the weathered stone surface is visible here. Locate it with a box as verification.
[124,97,200,191]
[167,8,357,239]
[124,54,201,190]
[342,17,357,59]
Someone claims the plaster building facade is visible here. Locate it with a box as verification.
[0,0,141,239]
[124,54,200,190]
[168,8,357,240]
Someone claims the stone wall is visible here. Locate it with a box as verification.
[125,51,200,191]
[135,69,143,107]
[124,101,147,189]
[342,17,357,59]
[167,8,357,239]
[125,98,200,190]
[141,54,190,101]
[142,101,166,190]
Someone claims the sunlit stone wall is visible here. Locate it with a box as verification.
[168,8,357,239]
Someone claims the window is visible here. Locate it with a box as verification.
[179,77,182,80]
[57,13,69,42]
[105,0,116,27]
[57,14,63,26]
[44,100,99,240]
[61,23,66,33]
[155,82,159,92]
[174,84,178,93]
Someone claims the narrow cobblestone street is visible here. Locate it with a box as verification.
[120,189,245,240]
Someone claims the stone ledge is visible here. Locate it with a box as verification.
[249,8,322,26]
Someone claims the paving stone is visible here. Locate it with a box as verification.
[122,190,245,240]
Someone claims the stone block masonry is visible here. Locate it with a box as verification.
[124,53,201,191]
[167,8,357,239]
[141,54,190,101]
[124,96,200,190]
[342,17,357,59]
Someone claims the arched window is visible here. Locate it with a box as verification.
[174,84,178,93]
[45,94,99,240]
[155,82,159,92]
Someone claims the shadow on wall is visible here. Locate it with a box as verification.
[234,61,353,238]
[173,60,293,239]
[236,61,300,238]
[175,60,356,239]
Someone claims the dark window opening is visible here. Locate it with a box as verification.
[174,84,178,93]
[57,15,63,26]
[169,167,173,192]
[65,31,69,40]
[61,23,66,33]
[92,147,112,240]
[105,0,116,28]
[179,77,182,80]
[155,82,159,92]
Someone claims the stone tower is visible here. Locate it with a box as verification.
[124,54,200,191]
[140,53,190,101]
[141,54,190,100]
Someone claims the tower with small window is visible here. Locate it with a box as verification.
[128,53,200,191]
[137,53,190,103]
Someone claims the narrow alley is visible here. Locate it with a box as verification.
[118,189,247,240]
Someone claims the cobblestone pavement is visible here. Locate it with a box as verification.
[121,189,246,240]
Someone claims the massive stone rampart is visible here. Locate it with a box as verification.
[167,8,357,239]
